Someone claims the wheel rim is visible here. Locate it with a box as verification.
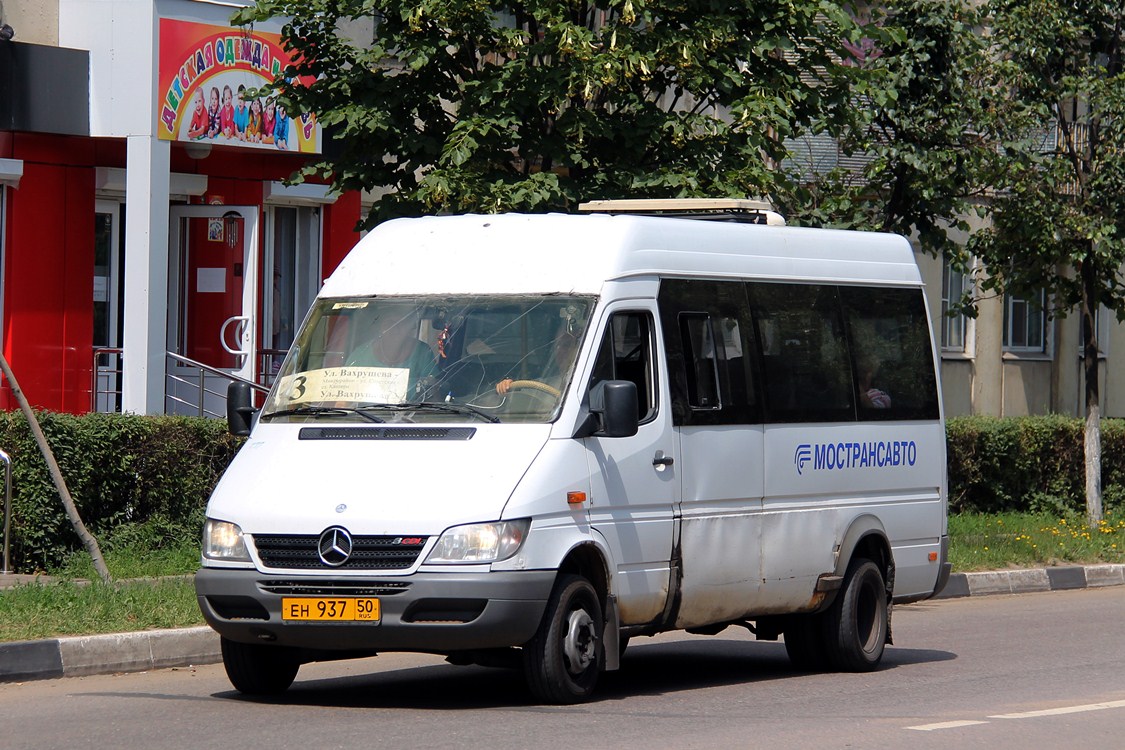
[563,607,597,675]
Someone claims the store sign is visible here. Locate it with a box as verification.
[156,19,320,153]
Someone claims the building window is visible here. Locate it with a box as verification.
[941,257,968,351]
[1003,290,1048,353]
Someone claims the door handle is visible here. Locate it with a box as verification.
[652,453,674,468]
[220,316,250,356]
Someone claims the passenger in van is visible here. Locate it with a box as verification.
[495,324,581,397]
[347,305,438,397]
[858,355,892,409]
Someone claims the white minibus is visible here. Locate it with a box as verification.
[196,201,949,703]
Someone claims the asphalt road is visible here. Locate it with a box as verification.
[1,587,1123,750]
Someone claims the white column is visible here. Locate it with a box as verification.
[120,135,171,415]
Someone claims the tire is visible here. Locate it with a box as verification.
[783,613,829,672]
[522,574,604,704]
[220,637,300,695]
[821,558,888,672]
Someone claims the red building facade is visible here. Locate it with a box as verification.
[0,4,362,415]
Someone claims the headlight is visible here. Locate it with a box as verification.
[425,519,531,564]
[202,519,251,562]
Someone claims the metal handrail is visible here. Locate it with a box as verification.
[1,449,11,574]
[165,352,269,419]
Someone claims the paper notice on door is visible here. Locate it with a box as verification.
[197,268,227,293]
[276,367,410,406]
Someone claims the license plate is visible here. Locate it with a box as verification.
[281,597,380,622]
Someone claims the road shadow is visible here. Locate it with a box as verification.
[212,637,956,709]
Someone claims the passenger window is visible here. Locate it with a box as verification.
[590,312,657,422]
[658,278,760,425]
[840,286,940,421]
[749,283,855,423]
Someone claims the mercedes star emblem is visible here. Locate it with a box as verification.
[318,526,353,567]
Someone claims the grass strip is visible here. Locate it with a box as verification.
[0,578,201,642]
[949,511,1125,571]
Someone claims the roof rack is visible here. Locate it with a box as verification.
[578,198,786,226]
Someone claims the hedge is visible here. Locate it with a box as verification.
[946,415,1125,516]
[0,411,242,573]
[0,412,1120,574]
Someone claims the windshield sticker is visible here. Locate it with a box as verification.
[794,440,918,475]
[277,366,409,405]
[332,302,369,310]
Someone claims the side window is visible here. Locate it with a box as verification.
[840,286,940,421]
[658,279,760,425]
[590,312,657,422]
[749,282,854,423]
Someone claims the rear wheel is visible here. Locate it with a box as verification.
[522,574,604,704]
[821,558,888,672]
[220,637,300,695]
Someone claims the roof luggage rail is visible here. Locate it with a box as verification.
[578,198,786,226]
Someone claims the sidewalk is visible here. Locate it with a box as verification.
[2,564,1124,683]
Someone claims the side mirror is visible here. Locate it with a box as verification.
[580,380,639,438]
[226,381,256,437]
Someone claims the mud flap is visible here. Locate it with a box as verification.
[604,593,621,671]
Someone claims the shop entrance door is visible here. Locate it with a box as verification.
[168,205,260,382]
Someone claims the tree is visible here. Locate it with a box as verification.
[967,1,1125,527]
[234,0,869,225]
[780,0,992,262]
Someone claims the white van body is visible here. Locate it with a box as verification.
[196,212,949,702]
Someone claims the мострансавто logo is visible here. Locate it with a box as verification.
[794,440,918,475]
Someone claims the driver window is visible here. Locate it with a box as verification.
[590,312,657,421]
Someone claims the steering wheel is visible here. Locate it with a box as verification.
[505,379,561,398]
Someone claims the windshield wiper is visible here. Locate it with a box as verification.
[260,405,385,423]
[357,401,501,424]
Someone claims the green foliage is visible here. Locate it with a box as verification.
[946,415,1125,515]
[0,412,242,574]
[233,0,870,224]
[783,0,991,262]
[967,2,1125,334]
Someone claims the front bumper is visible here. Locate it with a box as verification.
[195,567,555,653]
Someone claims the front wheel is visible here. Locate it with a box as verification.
[522,574,604,704]
[821,558,888,672]
[220,637,300,695]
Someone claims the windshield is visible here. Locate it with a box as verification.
[261,295,595,424]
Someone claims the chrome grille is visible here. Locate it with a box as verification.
[253,534,428,570]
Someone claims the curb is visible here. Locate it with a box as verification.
[1,564,1123,684]
[931,563,1125,599]
[0,626,220,683]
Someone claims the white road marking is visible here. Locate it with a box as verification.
[989,699,1125,720]
[907,720,990,731]
[906,698,1125,731]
